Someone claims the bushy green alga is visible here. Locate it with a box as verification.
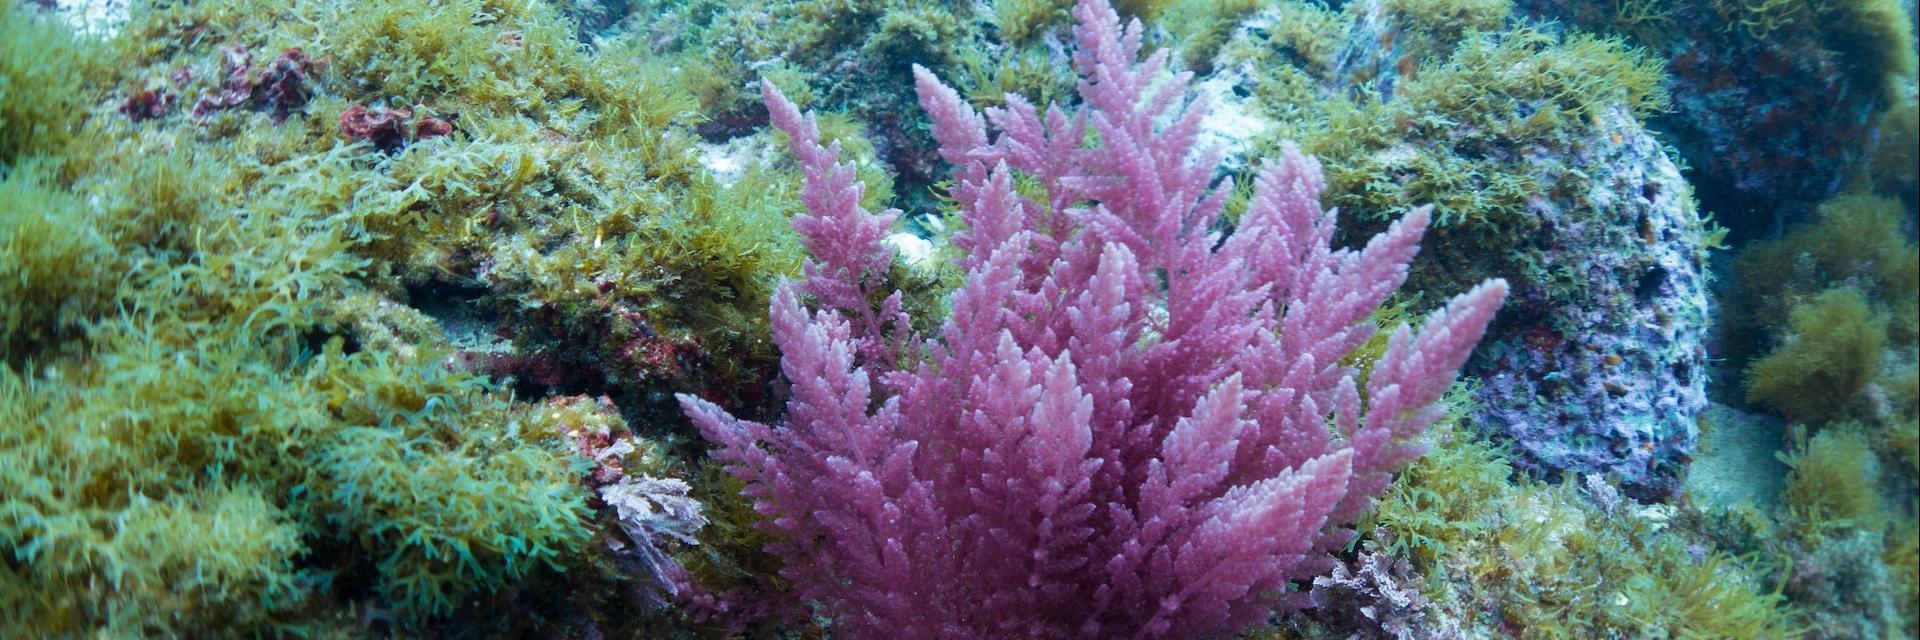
[0,0,807,634]
[1210,1,1671,313]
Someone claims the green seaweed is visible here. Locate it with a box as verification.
[0,3,89,165]
[1383,0,1513,60]
[1728,187,1917,429]
[1779,424,1887,536]
[1359,414,1801,637]
[990,0,1071,46]
[1217,11,1672,317]
[1870,100,1919,205]
[1817,0,1918,104]
[1745,287,1890,424]
[1159,0,1268,72]
[0,163,115,358]
[0,0,791,633]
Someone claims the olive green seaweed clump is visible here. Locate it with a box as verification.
[1732,192,1919,424]
[1213,3,1670,310]
[1744,288,1891,424]
[1780,425,1887,534]
[956,1,1081,110]
[102,0,810,414]
[1719,91,1920,636]
[0,0,807,634]
[1870,101,1919,204]
[0,3,86,165]
[640,0,990,197]
[0,165,114,356]
[1706,0,1918,103]
[1333,409,1801,637]
[1558,0,1915,121]
[0,141,621,636]
[1379,0,1513,61]
[1760,420,1920,637]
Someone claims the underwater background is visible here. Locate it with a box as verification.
[0,0,1915,637]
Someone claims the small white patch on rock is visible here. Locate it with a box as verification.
[56,0,128,38]
[697,135,781,186]
[1194,75,1273,173]
[885,232,934,269]
[697,141,749,185]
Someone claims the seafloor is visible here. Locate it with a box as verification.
[1,0,1916,638]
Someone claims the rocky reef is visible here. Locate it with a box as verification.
[2,0,1915,637]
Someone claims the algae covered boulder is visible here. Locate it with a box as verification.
[1464,103,1710,499]
[1200,0,1711,496]
[1513,0,1918,232]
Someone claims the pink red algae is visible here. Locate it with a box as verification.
[117,67,198,122]
[338,104,453,152]
[118,89,174,121]
[187,46,315,123]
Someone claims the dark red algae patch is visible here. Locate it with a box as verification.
[339,105,454,152]
[189,46,316,123]
[117,89,173,121]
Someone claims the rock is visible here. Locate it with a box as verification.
[1513,0,1896,234]
[1200,1,1713,498]
[1467,104,1711,499]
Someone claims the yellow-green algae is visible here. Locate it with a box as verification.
[1334,399,1803,638]
[1731,192,1919,424]
[0,0,819,634]
[1711,85,1919,636]
[1211,1,1673,313]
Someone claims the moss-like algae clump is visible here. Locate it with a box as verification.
[1745,287,1891,424]
[1212,4,1673,316]
[1,0,805,634]
[0,4,87,164]
[1730,192,1919,424]
[1339,410,1801,638]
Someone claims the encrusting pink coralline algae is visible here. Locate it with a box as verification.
[676,0,1508,636]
